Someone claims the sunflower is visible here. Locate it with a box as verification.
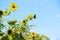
[30,32,36,37]
[22,18,27,25]
[7,30,12,35]
[7,30,13,40]
[0,10,3,15]
[28,14,33,20]
[3,10,10,16]
[10,3,18,11]
[0,10,3,21]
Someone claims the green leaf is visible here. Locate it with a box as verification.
[7,20,17,25]
[1,35,9,40]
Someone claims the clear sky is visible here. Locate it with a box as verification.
[0,0,60,40]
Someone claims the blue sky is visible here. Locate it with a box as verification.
[0,0,60,40]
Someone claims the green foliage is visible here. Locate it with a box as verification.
[0,1,50,40]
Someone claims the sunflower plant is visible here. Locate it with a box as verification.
[10,3,18,11]
[0,2,50,40]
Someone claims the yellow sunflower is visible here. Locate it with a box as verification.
[7,30,12,35]
[0,10,3,21]
[10,3,18,11]
[7,30,13,40]
[3,10,10,16]
[28,14,33,20]
[30,32,36,37]
[22,18,27,25]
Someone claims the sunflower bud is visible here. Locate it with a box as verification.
[28,14,33,20]
[33,14,36,19]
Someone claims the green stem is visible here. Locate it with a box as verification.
[0,28,1,32]
[33,36,35,40]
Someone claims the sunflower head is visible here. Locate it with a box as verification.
[0,10,3,21]
[3,10,10,16]
[0,10,3,16]
[30,32,36,37]
[10,3,18,11]
[28,14,33,20]
[22,18,27,25]
[7,30,12,35]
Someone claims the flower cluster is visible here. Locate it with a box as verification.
[0,2,49,40]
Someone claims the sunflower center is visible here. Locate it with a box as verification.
[5,11,7,13]
[0,10,3,15]
[12,5,15,8]
[32,33,35,35]
[8,30,12,35]
[23,20,25,23]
